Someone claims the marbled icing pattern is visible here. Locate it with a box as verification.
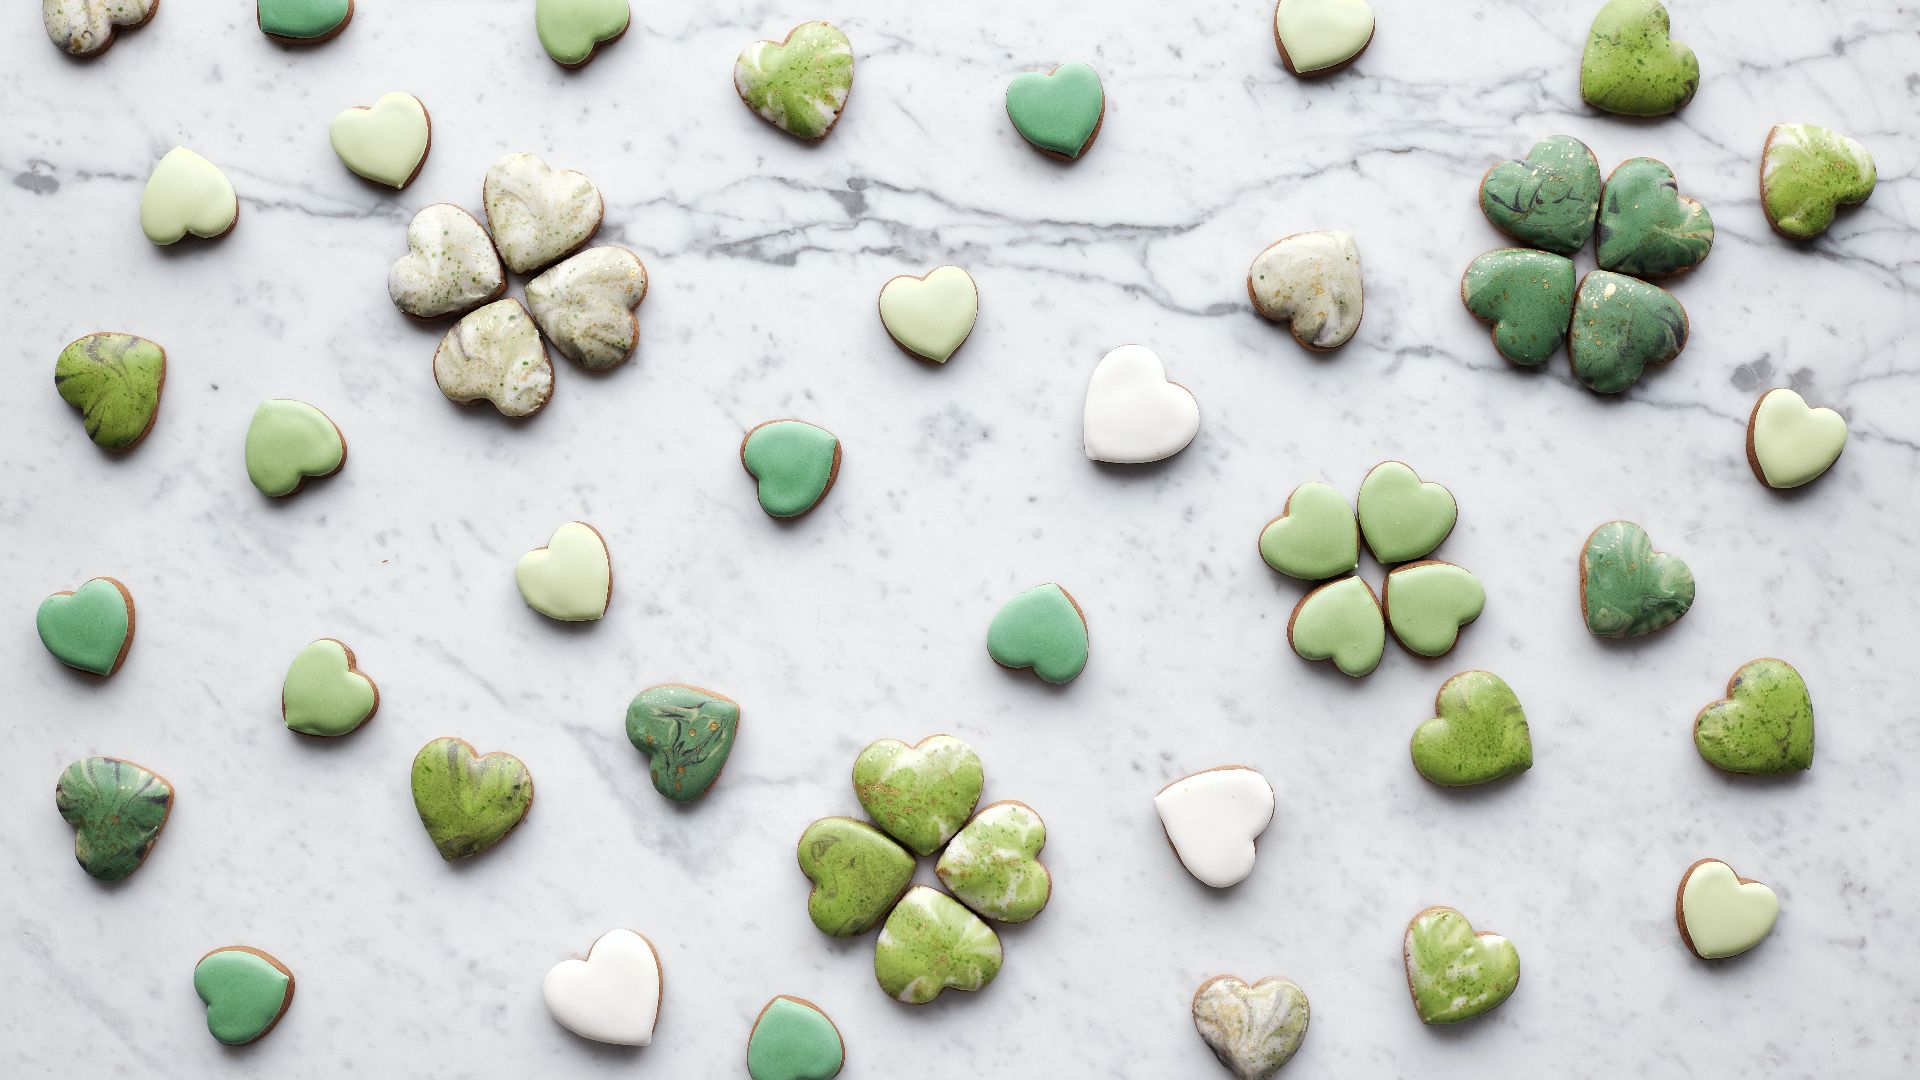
[796,817,916,937]
[1478,135,1601,255]
[1247,230,1363,350]
[388,204,506,319]
[872,886,1003,1004]
[1190,975,1310,1080]
[54,332,165,451]
[1402,907,1520,1024]
[625,684,739,802]
[481,152,602,274]
[934,801,1051,923]
[1409,671,1532,787]
[43,0,155,56]
[1580,520,1694,639]
[1761,124,1877,240]
[733,22,854,141]
[1568,271,1687,394]
[432,299,554,418]
[1580,0,1699,117]
[1596,158,1714,278]
[1693,658,1814,774]
[1460,249,1576,367]
[54,756,172,881]
[525,247,648,370]
[852,735,983,857]
[409,737,534,861]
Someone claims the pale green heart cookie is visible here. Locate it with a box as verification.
[935,801,1051,923]
[37,577,135,676]
[515,521,612,622]
[410,737,534,861]
[625,684,739,802]
[741,420,841,518]
[55,756,173,881]
[1580,0,1698,117]
[1258,482,1359,581]
[1461,249,1576,367]
[1569,271,1687,394]
[282,639,377,737]
[733,22,853,141]
[1005,62,1105,159]
[1357,461,1456,564]
[1384,561,1484,658]
[1596,157,1714,278]
[536,0,629,67]
[1580,520,1694,638]
[1747,388,1846,490]
[852,735,983,857]
[1478,135,1602,256]
[986,583,1089,684]
[140,147,238,245]
[878,266,978,363]
[1410,671,1532,787]
[1678,859,1779,960]
[873,886,1003,1005]
[245,399,345,497]
[329,91,429,189]
[747,996,845,1080]
[1762,124,1876,240]
[1403,906,1519,1024]
[1693,658,1813,774]
[194,947,294,1045]
[797,817,915,937]
[1272,0,1375,76]
[1288,576,1384,678]
[55,332,166,452]
[1190,974,1310,1080]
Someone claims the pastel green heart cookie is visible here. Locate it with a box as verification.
[140,147,238,246]
[1693,658,1813,775]
[1747,388,1846,490]
[258,0,352,42]
[796,817,915,937]
[1580,0,1698,117]
[1478,135,1602,256]
[55,332,166,452]
[1580,520,1694,638]
[1596,158,1713,278]
[1258,481,1359,580]
[1272,0,1375,77]
[1461,249,1576,367]
[1288,576,1384,678]
[37,576,134,676]
[282,639,377,737]
[329,91,429,189]
[935,801,1051,923]
[625,684,739,802]
[245,399,345,497]
[1005,62,1105,160]
[1762,124,1876,240]
[55,756,173,881]
[516,521,612,622]
[853,735,984,857]
[1191,974,1310,1080]
[878,266,978,363]
[194,947,294,1046]
[1410,671,1532,787]
[986,583,1089,684]
[747,996,845,1080]
[1403,907,1519,1024]
[1357,461,1457,564]
[733,22,854,141]
[873,886,1003,1005]
[1677,859,1779,960]
[742,419,841,518]
[410,737,534,861]
[1384,561,1484,658]
[536,0,629,67]
[1569,271,1687,394]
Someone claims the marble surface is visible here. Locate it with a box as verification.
[4,1,1917,1076]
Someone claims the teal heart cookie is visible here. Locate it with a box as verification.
[1580,0,1698,117]
[986,583,1089,684]
[1694,658,1813,774]
[193,947,294,1045]
[1580,521,1694,638]
[1357,461,1457,564]
[852,735,984,857]
[258,0,352,42]
[1596,158,1713,278]
[873,886,1003,1004]
[281,639,377,737]
[410,738,534,861]
[625,684,740,802]
[37,577,135,676]
[1410,671,1532,786]
[1478,135,1602,255]
[55,333,166,452]
[733,22,854,140]
[1258,481,1359,580]
[1762,124,1876,240]
[1461,249,1576,367]
[1288,576,1384,678]
[1403,907,1519,1024]
[1384,561,1484,658]
[536,0,629,67]
[935,801,1051,923]
[796,817,915,937]
[747,996,845,1080]
[1569,271,1688,394]
[742,419,841,518]
[55,756,173,881]
[245,399,346,497]
[1005,62,1105,160]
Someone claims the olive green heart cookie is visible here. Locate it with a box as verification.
[1410,671,1532,786]
[935,801,1051,923]
[1580,0,1698,117]
[852,735,983,857]
[1580,520,1694,639]
[1403,906,1519,1024]
[55,333,166,452]
[873,886,1003,1004]
[1569,271,1688,394]
[1478,135,1601,255]
[1596,157,1714,278]
[410,737,534,861]
[625,684,739,802]
[1761,124,1876,240]
[1258,481,1359,581]
[796,816,915,937]
[1694,658,1813,775]
[1461,249,1576,367]
[55,756,173,881]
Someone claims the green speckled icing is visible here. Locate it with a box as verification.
[1385,561,1484,658]
[1191,975,1310,1080]
[1410,671,1532,786]
[1580,0,1698,117]
[482,152,602,274]
[388,204,505,319]
[55,333,165,452]
[1289,576,1384,677]
[433,299,554,417]
[245,399,344,497]
[1694,659,1814,774]
[1461,249,1576,367]
[410,738,533,860]
[853,736,983,857]
[1403,907,1519,1024]
[1357,461,1456,564]
[796,817,915,937]
[1596,158,1714,277]
[1479,135,1601,255]
[193,948,292,1045]
[37,577,133,676]
[873,886,1003,1004]
[985,583,1089,684]
[747,996,843,1080]
[1005,62,1105,158]
[1259,482,1358,580]
[282,639,376,737]
[55,756,172,881]
[733,22,853,140]
[525,247,648,370]
[935,802,1051,923]
[741,420,841,517]
[1762,124,1876,240]
[625,684,739,802]
[1581,521,1694,638]
[1569,271,1687,394]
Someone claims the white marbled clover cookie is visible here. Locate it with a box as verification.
[482,152,603,274]
[432,299,554,418]
[44,0,156,56]
[525,247,648,370]
[1248,230,1364,350]
[1191,975,1310,1080]
[388,204,505,320]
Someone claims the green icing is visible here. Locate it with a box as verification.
[1410,671,1532,787]
[873,886,1003,1005]
[1694,659,1814,774]
[1258,482,1359,580]
[245,399,345,497]
[625,684,739,802]
[935,802,1051,923]
[1461,249,1576,367]
[1596,158,1713,277]
[796,817,914,937]
[37,577,133,676]
[1580,0,1699,117]
[1762,124,1876,240]
[1385,562,1484,658]
[55,333,165,452]
[1478,135,1601,255]
[193,948,292,1045]
[1580,521,1694,638]
[852,736,983,857]
[55,756,173,881]
[1289,576,1384,678]
[732,22,853,140]
[257,0,351,40]
[985,583,1089,684]
[535,0,629,66]
[1357,461,1456,564]
[742,420,840,518]
[282,639,376,737]
[1569,271,1687,394]
[409,738,533,861]
[1005,62,1104,159]
[747,997,844,1080]
[1403,907,1519,1024]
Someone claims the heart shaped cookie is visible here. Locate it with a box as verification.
[1580,520,1694,638]
[37,576,135,676]
[140,147,238,245]
[797,817,916,937]
[1461,249,1576,367]
[625,683,739,802]
[1676,859,1779,960]
[734,22,854,141]
[516,521,612,621]
[536,0,630,68]
[748,996,844,1080]
[878,265,979,363]
[1403,907,1519,1024]
[853,735,984,857]
[55,332,166,452]
[526,247,648,370]
[1746,388,1846,490]
[389,204,504,320]
[1248,231,1363,351]
[1155,766,1275,889]
[542,929,661,1045]
[44,0,156,56]
[1191,975,1310,1080]
[330,91,429,188]
[1259,481,1359,580]
[281,639,378,737]
[1596,157,1714,277]
[194,947,295,1046]
[258,0,352,43]
[1410,671,1532,786]
[1357,461,1456,564]
[1762,124,1876,240]
[410,737,534,861]
[1694,658,1813,774]
[1580,0,1698,117]
[935,801,1051,923]
[1083,344,1200,463]
[1272,0,1375,77]
[245,399,345,497]
[483,152,603,274]
[873,886,1003,1004]
[1384,561,1484,658]
[741,419,841,517]
[55,756,173,881]
[433,298,555,417]
[1005,62,1105,160]
[1479,135,1602,256]
[1569,271,1688,394]
[1289,576,1384,677]
[986,583,1090,685]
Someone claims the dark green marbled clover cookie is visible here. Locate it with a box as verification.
[625,684,740,803]
[1461,249,1576,367]
[1579,520,1694,639]
[1596,157,1714,278]
[55,756,174,881]
[1478,135,1602,255]
[410,737,534,860]
[1580,0,1699,117]
[1694,658,1814,774]
[1568,271,1687,394]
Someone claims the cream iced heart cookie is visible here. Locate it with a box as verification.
[1403,907,1519,1024]
[258,0,352,44]
[330,91,429,189]
[44,0,156,56]
[433,299,554,417]
[543,929,662,1046]
[516,521,612,622]
[140,147,237,246]
[1083,344,1200,464]
[282,638,377,737]
[1248,231,1363,351]
[1762,124,1876,240]
[1273,0,1374,77]
[878,266,978,363]
[482,152,603,274]
[1191,975,1310,1080]
[536,0,630,68]
[734,22,854,141]
[244,399,345,498]
[1676,859,1779,960]
[1746,388,1846,490]
[1154,766,1275,889]
[526,247,648,370]
[389,204,506,320]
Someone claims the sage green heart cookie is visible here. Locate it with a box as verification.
[536,0,629,67]
[245,399,346,497]
[281,639,377,737]
[625,684,739,802]
[1357,461,1457,564]
[55,756,173,881]
[986,583,1089,684]
[1762,124,1876,240]
[1258,482,1359,580]
[1569,271,1688,394]
[935,801,1051,923]
[1403,906,1519,1024]
[1693,658,1813,774]
[797,817,915,937]
[1596,157,1714,278]
[1384,561,1484,659]
[1478,135,1602,255]
[55,333,166,452]
[852,735,983,857]
[1461,249,1576,367]
[37,577,135,676]
[747,996,845,1080]
[741,419,841,518]
[733,21,853,140]
[1190,975,1310,1080]
[1410,671,1532,787]
[1580,520,1694,639]
[1288,576,1384,678]
[410,738,533,861]
[1005,62,1105,160]
[193,947,294,1046]
[1580,0,1698,117]
[873,886,1003,1004]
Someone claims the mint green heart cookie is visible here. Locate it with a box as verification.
[747,996,845,1080]
[1385,561,1485,658]
[1005,62,1105,160]
[55,756,173,881]
[1403,907,1519,1024]
[1569,271,1688,394]
[853,735,983,857]
[1258,482,1359,580]
[733,22,853,140]
[741,419,841,518]
[536,0,629,67]
[1596,158,1714,277]
[245,399,346,497]
[1461,249,1576,367]
[193,947,294,1045]
[37,577,134,676]
[797,817,915,937]
[986,583,1089,684]
[282,639,377,737]
[258,0,353,42]
[1762,124,1876,240]
[1580,521,1694,638]
[935,801,1051,923]
[1288,576,1384,678]
[410,738,534,861]
[1478,135,1601,255]
[55,333,166,452]
[1410,671,1533,787]
[1580,0,1698,117]
[874,886,1003,1004]
[625,684,739,802]
[1694,658,1813,774]
[1357,461,1457,564]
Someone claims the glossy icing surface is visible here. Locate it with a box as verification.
[1191,975,1310,1080]
[1402,907,1519,1024]
[733,22,853,140]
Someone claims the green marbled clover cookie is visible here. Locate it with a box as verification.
[1694,658,1814,775]
[852,735,984,857]
[1478,135,1602,256]
[55,756,174,881]
[1190,975,1310,1080]
[193,946,295,1046]
[1580,0,1699,117]
[732,21,853,141]
[1258,481,1359,581]
[935,801,1051,923]
[873,885,1003,1005]
[1461,249,1576,367]
[1568,271,1687,394]
[410,737,534,861]
[1579,521,1694,639]
[1762,124,1876,240]
[797,817,916,937]
[625,684,740,802]
[1403,907,1519,1024]
[55,332,166,452]
[1410,671,1533,787]
[1596,157,1714,278]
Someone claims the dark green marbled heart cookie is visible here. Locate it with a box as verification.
[1478,135,1601,255]
[1461,249,1576,367]
[625,684,740,802]
[1596,157,1714,277]
[1580,520,1694,639]
[1568,271,1687,394]
[55,756,174,881]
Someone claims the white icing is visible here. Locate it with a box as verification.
[44,0,154,56]
[388,204,505,320]
[1154,767,1275,889]
[432,299,554,418]
[1082,344,1201,464]
[541,929,661,1046]
[482,152,603,274]
[525,247,649,370]
[1248,230,1364,349]
[1681,861,1779,960]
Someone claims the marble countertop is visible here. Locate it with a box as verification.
[5,1,1917,1076]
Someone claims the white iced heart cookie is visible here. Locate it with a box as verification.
[878,265,979,363]
[432,299,554,418]
[1273,0,1375,76]
[1746,388,1846,490]
[1154,766,1275,888]
[542,929,662,1046]
[1082,344,1201,464]
[139,147,238,246]
[330,91,430,189]
[45,0,156,56]
[1677,859,1779,960]
[526,247,649,370]
[482,152,603,274]
[1248,230,1364,350]
[516,521,612,622]
[1191,975,1310,1080]
[389,204,505,320]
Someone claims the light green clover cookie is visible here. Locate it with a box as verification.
[747,996,845,1080]
[1580,0,1698,117]
[140,147,238,245]
[1288,576,1384,678]
[1005,62,1105,159]
[1580,520,1694,639]
[1461,249,1576,367]
[55,756,173,881]
[245,399,346,497]
[1762,124,1876,240]
[55,332,166,452]
[535,0,629,68]
[625,684,739,802]
[282,639,377,737]
[329,91,429,189]
[37,576,135,676]
[986,583,1090,684]
[1357,461,1456,564]
[258,0,353,43]
[1191,974,1310,1080]
[1569,271,1688,394]
[796,817,915,937]
[1693,658,1813,775]
[1596,158,1713,278]
[852,735,984,857]
[1403,907,1519,1024]
[515,521,612,622]
[1384,561,1484,658]
[741,420,841,518]
[1410,671,1532,787]
[1478,135,1602,256]
[1746,388,1846,490]
[873,886,1003,1005]
[410,737,533,861]
[1258,482,1359,581]
[935,801,1051,923]
[193,947,295,1045]
[1677,859,1779,960]
[878,265,979,363]
[733,22,853,141]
